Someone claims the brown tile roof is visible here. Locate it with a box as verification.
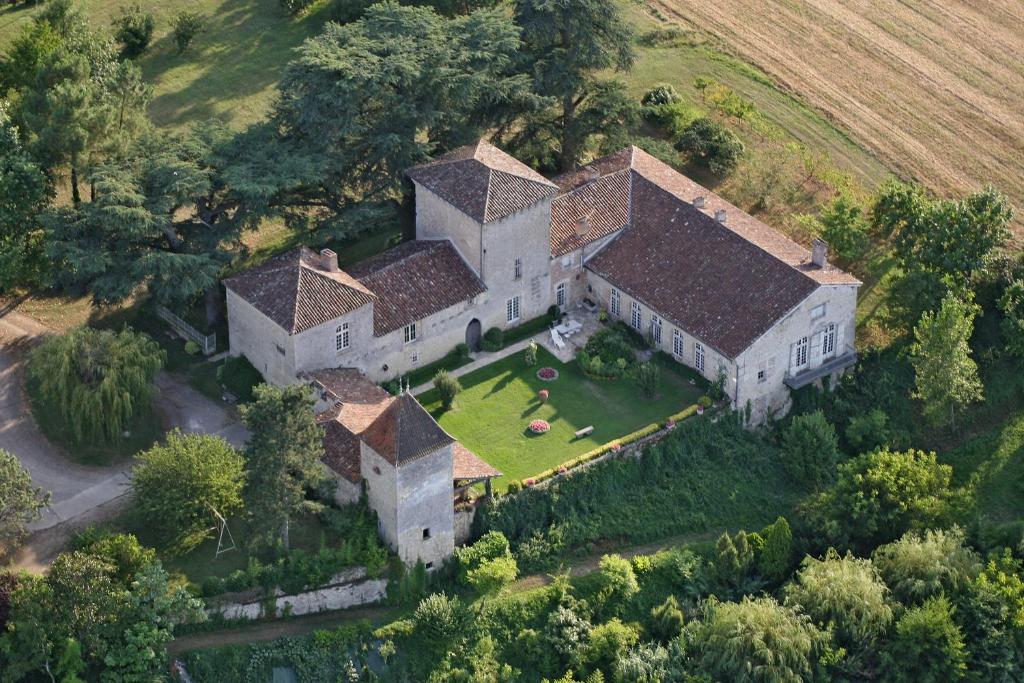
[348,240,486,337]
[304,368,394,433]
[361,393,455,467]
[406,140,558,223]
[224,247,375,334]
[318,414,363,484]
[453,443,501,481]
[588,174,826,358]
[550,169,631,257]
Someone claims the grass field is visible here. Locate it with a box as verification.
[650,0,1024,233]
[417,346,702,490]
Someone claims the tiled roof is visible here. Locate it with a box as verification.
[318,414,363,484]
[453,443,501,481]
[550,169,631,257]
[224,247,375,334]
[304,368,394,433]
[407,140,558,223]
[588,174,825,358]
[348,240,486,337]
[361,393,455,467]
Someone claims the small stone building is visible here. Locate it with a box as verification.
[308,368,498,568]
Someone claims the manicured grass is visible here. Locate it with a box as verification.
[417,346,702,490]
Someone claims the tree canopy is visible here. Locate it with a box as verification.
[0,450,51,557]
[0,104,50,290]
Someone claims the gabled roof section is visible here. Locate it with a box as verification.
[224,247,375,335]
[550,168,631,257]
[348,240,486,337]
[361,393,455,466]
[406,139,558,224]
[453,443,501,481]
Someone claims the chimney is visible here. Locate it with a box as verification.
[320,248,339,272]
[714,209,727,223]
[693,196,706,209]
[576,214,591,237]
[811,239,829,268]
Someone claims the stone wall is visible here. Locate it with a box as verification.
[226,289,297,387]
[395,445,455,568]
[454,507,476,547]
[210,567,387,621]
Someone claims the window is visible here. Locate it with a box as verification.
[335,322,350,352]
[757,369,766,383]
[514,257,523,280]
[672,329,684,358]
[275,343,286,357]
[506,296,521,323]
[651,314,662,345]
[630,301,642,331]
[811,304,826,319]
[556,281,567,308]
[822,323,836,358]
[411,352,419,365]
[694,342,705,373]
[610,288,620,317]
[793,336,809,369]
[404,323,417,344]
[422,528,431,540]
[425,562,434,570]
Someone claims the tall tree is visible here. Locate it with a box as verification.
[513,0,635,171]
[265,1,536,238]
[240,384,327,549]
[910,292,983,427]
[881,595,968,682]
[28,327,165,445]
[0,104,50,290]
[0,450,51,558]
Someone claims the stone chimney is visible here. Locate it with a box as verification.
[714,208,727,223]
[811,239,829,268]
[693,196,706,209]
[320,248,339,272]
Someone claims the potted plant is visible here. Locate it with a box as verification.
[697,395,713,415]
[538,388,549,403]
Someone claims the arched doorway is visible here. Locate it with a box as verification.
[465,319,482,352]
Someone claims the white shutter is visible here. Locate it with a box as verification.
[810,332,823,368]
[835,324,845,355]
[789,342,799,372]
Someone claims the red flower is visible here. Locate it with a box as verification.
[529,419,551,434]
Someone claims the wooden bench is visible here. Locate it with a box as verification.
[574,426,594,439]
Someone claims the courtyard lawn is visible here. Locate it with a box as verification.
[417,346,703,491]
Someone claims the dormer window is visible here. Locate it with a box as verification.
[514,257,523,280]
[335,322,350,353]
[404,323,417,344]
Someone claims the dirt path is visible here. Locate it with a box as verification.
[168,605,401,655]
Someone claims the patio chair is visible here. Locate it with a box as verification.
[550,327,566,349]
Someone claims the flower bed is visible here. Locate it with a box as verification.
[536,367,559,381]
[528,419,551,434]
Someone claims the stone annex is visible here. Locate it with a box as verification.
[224,140,861,567]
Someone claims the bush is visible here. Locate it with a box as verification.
[524,340,538,366]
[846,408,890,453]
[433,370,461,411]
[481,327,504,352]
[634,361,660,398]
[281,0,315,15]
[184,340,201,355]
[780,411,840,489]
[817,194,870,262]
[454,531,511,584]
[112,3,155,58]
[675,117,745,175]
[172,11,204,54]
[217,355,264,403]
[641,83,681,107]
[454,343,470,359]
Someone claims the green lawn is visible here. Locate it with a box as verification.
[417,346,702,490]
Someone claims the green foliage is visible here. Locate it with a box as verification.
[675,117,745,175]
[780,410,840,489]
[757,516,794,582]
[525,340,538,367]
[281,0,316,16]
[455,530,512,584]
[132,431,245,553]
[693,596,830,682]
[482,327,505,352]
[0,450,51,557]
[955,551,1024,680]
[0,20,62,93]
[112,4,155,58]
[634,361,660,398]
[468,555,519,597]
[803,448,956,552]
[217,354,264,403]
[595,554,639,617]
[641,84,681,107]
[845,408,890,453]
[998,279,1024,358]
[434,370,462,411]
[414,592,469,652]
[73,532,157,585]
[585,618,639,673]
[581,328,637,379]
[0,105,50,290]
[28,326,165,445]
[784,549,893,650]
[172,11,205,54]
[871,527,981,605]
[881,595,967,682]
[910,292,983,427]
[648,595,684,643]
[240,384,328,549]
[816,193,870,262]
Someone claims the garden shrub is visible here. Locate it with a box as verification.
[172,11,205,54]
[780,410,840,489]
[581,328,638,378]
[846,408,890,453]
[454,342,470,359]
[481,327,504,352]
[634,361,660,398]
[112,3,155,58]
[524,340,538,366]
[184,340,201,355]
[433,370,461,411]
[454,531,512,584]
[217,355,264,403]
[675,117,745,175]
[641,83,681,107]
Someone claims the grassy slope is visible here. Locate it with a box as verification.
[417,346,702,490]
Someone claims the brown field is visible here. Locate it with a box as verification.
[651,0,1024,227]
